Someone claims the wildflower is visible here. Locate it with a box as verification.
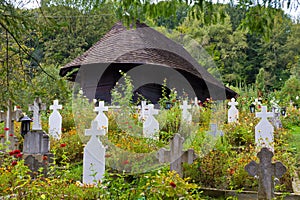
[60,143,66,148]
[4,127,9,131]
[105,154,111,158]
[128,126,132,129]
[43,156,48,160]
[170,181,176,188]
[122,160,129,165]
[9,151,14,156]
[229,168,235,175]
[11,160,17,166]
[16,153,23,158]
[0,134,4,138]
[13,149,21,154]
[9,134,13,137]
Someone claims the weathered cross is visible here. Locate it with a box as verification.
[245,147,287,200]
[83,120,106,184]
[228,98,239,123]
[157,133,197,177]
[143,104,159,138]
[180,100,192,123]
[138,101,147,121]
[29,98,46,131]
[49,100,62,139]
[255,106,274,151]
[94,101,108,132]
[194,97,200,107]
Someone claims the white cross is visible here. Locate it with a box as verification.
[194,97,199,107]
[228,98,238,107]
[181,100,192,111]
[145,104,159,116]
[256,106,274,121]
[94,101,108,132]
[29,97,46,130]
[85,120,106,137]
[180,100,192,123]
[50,100,62,111]
[138,101,147,121]
[94,101,108,113]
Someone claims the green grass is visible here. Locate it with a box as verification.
[289,126,300,167]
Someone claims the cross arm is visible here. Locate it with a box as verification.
[181,149,197,164]
[274,162,287,178]
[245,160,258,177]
[157,148,171,163]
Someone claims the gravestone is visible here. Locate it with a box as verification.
[208,123,223,137]
[49,100,62,139]
[143,104,159,138]
[157,133,197,177]
[255,106,274,151]
[94,101,108,133]
[138,101,147,121]
[180,100,192,123]
[193,97,200,107]
[245,147,287,200]
[83,120,106,184]
[228,98,238,123]
[270,106,282,129]
[29,97,46,130]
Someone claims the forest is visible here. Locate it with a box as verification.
[0,0,299,108]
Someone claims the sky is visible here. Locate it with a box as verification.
[24,0,299,19]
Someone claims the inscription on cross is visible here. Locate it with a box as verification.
[94,101,108,133]
[83,120,106,184]
[245,147,287,200]
[157,133,197,177]
[29,98,46,131]
[49,100,62,139]
[255,106,274,151]
[228,98,238,123]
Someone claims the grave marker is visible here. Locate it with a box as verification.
[29,98,46,130]
[193,97,200,107]
[180,100,192,123]
[255,106,274,151]
[49,100,62,139]
[83,120,106,184]
[245,147,286,200]
[138,101,147,121]
[94,101,108,133]
[228,98,238,123]
[157,133,197,177]
[143,104,159,138]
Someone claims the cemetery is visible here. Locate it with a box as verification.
[0,1,300,199]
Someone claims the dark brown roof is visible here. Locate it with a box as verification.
[60,21,237,98]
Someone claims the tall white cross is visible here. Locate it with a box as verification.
[83,120,106,184]
[94,101,108,132]
[138,101,147,121]
[180,100,192,123]
[228,98,239,123]
[29,98,46,131]
[255,106,275,151]
[49,100,62,139]
[193,97,199,107]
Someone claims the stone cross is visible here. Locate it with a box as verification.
[49,100,62,139]
[193,97,200,107]
[157,133,197,177]
[138,101,147,121]
[94,101,108,133]
[255,106,274,151]
[143,104,159,139]
[228,98,239,123]
[270,106,282,129]
[29,98,46,131]
[245,147,287,200]
[83,120,106,184]
[180,100,192,123]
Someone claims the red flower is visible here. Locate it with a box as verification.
[0,134,4,138]
[4,127,9,131]
[128,126,132,129]
[170,181,176,188]
[105,154,111,158]
[60,143,66,148]
[9,151,14,156]
[42,156,48,161]
[122,160,129,165]
[16,153,23,158]
[9,134,13,137]
[13,150,21,154]
[229,168,235,175]
[11,160,17,166]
